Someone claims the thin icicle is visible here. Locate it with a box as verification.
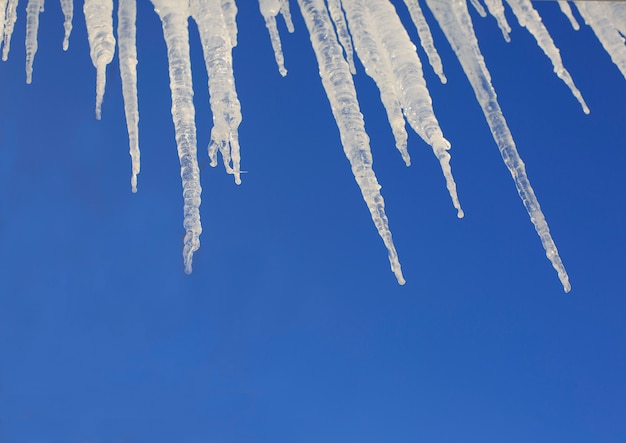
[576,2,626,80]
[280,0,294,32]
[297,0,405,285]
[468,0,487,18]
[0,0,8,45]
[366,0,462,218]
[328,0,356,74]
[24,0,44,84]
[2,0,19,61]
[259,0,288,76]
[484,0,511,42]
[341,0,409,165]
[505,0,588,114]
[84,0,115,120]
[151,0,202,274]
[402,0,447,83]
[118,0,140,192]
[425,0,571,292]
[191,0,243,184]
[558,1,579,31]
[59,0,73,50]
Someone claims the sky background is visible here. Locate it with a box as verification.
[0,1,625,442]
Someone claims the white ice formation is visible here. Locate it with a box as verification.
[2,0,625,291]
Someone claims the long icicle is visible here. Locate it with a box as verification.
[118,0,140,192]
[297,0,405,284]
[151,0,202,274]
[425,0,570,292]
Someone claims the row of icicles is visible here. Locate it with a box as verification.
[2,0,625,291]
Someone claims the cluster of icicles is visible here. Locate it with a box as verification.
[2,0,625,291]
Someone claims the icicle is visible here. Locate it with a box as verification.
[365,0,462,218]
[259,0,289,76]
[280,0,294,32]
[2,0,19,61]
[328,0,356,74]
[24,0,44,84]
[468,0,486,18]
[558,1,579,31]
[575,2,626,80]
[505,0,589,114]
[59,0,73,50]
[0,0,8,47]
[221,0,238,47]
[297,0,405,285]
[151,0,202,274]
[425,0,570,292]
[484,0,511,42]
[341,0,409,165]
[191,0,243,184]
[118,0,140,192]
[402,0,447,83]
[84,0,115,120]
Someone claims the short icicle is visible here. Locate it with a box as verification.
[259,0,289,76]
[59,0,73,50]
[84,0,115,120]
[24,0,44,84]
[2,0,19,61]
[191,0,243,184]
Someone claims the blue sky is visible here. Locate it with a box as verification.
[0,1,625,442]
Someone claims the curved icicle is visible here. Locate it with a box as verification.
[425,0,570,292]
[2,0,19,61]
[297,0,405,284]
[151,0,202,274]
[59,0,73,50]
[118,0,140,192]
[24,0,44,84]
[84,0,115,120]
[191,0,243,184]
[505,0,589,114]
[402,0,447,83]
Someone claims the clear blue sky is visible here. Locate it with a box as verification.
[0,1,625,442]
